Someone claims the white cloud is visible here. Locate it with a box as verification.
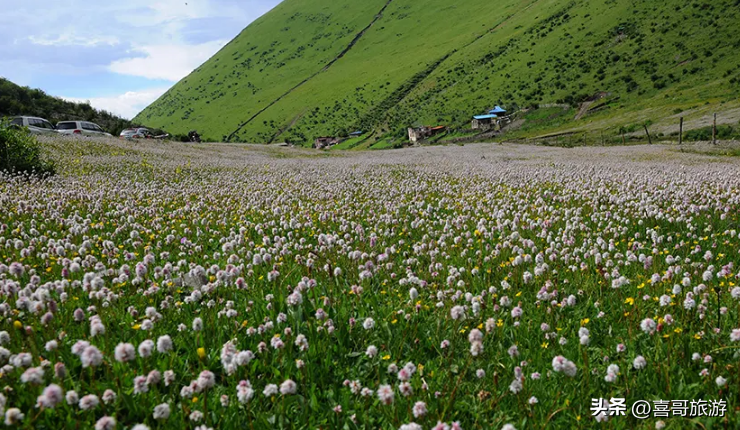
[108,40,227,81]
[28,33,119,47]
[62,87,170,119]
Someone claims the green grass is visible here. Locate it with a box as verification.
[134,0,740,146]
[329,136,366,150]
[369,139,394,150]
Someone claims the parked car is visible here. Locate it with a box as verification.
[120,127,153,139]
[9,116,57,135]
[56,120,112,137]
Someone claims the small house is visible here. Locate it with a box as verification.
[471,114,499,130]
[471,105,512,131]
[408,125,446,144]
[314,136,339,149]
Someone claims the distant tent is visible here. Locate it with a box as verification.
[473,114,498,120]
[488,106,507,115]
[349,131,364,136]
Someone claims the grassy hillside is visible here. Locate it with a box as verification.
[134,0,740,145]
[0,78,132,135]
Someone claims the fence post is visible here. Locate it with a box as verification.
[643,125,652,145]
[679,117,683,145]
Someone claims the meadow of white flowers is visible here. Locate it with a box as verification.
[0,137,739,429]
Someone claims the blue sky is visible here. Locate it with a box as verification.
[0,0,282,119]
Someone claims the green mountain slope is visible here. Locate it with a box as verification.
[134,0,740,145]
[0,78,132,135]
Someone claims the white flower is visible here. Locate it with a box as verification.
[633,356,647,370]
[44,340,58,352]
[716,376,727,387]
[604,364,619,382]
[164,370,176,386]
[509,378,523,394]
[157,335,173,353]
[153,403,171,420]
[362,318,375,330]
[21,367,44,385]
[4,408,24,426]
[237,381,254,404]
[450,305,465,320]
[133,376,148,394]
[412,401,427,418]
[640,318,657,335]
[377,384,394,405]
[79,394,100,410]
[470,341,483,356]
[366,345,378,358]
[467,329,483,343]
[65,390,79,406]
[102,389,117,404]
[114,343,136,363]
[196,371,215,391]
[280,379,297,395]
[81,346,103,368]
[659,295,671,307]
[37,384,63,408]
[552,355,577,377]
[94,416,116,430]
[263,384,278,397]
[138,340,154,358]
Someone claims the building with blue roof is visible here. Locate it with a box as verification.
[472,105,511,131]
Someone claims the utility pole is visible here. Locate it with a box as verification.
[643,124,652,145]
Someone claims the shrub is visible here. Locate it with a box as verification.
[0,119,56,176]
[683,125,738,142]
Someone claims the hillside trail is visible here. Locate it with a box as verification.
[574,101,596,120]
[226,0,395,142]
[269,109,307,143]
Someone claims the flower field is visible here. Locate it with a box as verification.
[1,137,739,429]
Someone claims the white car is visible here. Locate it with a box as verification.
[9,116,57,135]
[119,127,153,139]
[56,121,112,137]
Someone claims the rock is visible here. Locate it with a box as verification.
[183,272,208,288]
